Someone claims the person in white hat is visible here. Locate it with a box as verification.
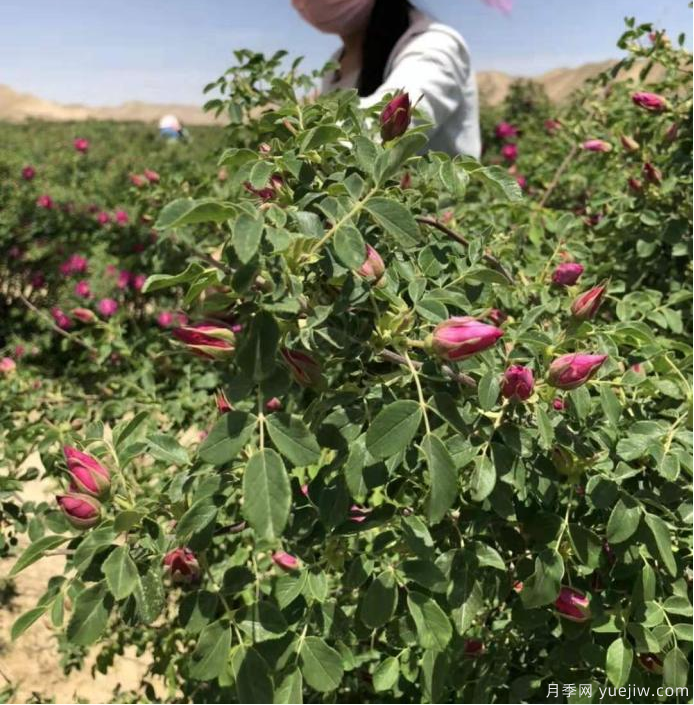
[159,114,184,140]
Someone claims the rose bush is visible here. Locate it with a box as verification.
[1,18,691,704]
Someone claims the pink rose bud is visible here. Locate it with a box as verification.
[258,143,271,154]
[144,169,160,183]
[132,274,146,291]
[74,280,91,298]
[552,262,584,286]
[431,317,503,361]
[554,586,591,622]
[349,504,372,524]
[73,137,89,153]
[36,194,54,209]
[357,244,385,283]
[547,353,607,390]
[280,348,324,387]
[628,177,643,193]
[57,492,101,529]
[631,91,667,112]
[515,174,527,190]
[64,445,111,498]
[157,311,174,327]
[571,284,606,320]
[97,211,111,225]
[638,653,664,675]
[0,357,17,375]
[631,363,644,374]
[129,174,145,188]
[643,162,662,184]
[512,580,524,593]
[21,165,36,181]
[501,143,518,163]
[271,551,299,571]
[494,121,519,139]
[265,397,282,412]
[97,298,118,318]
[380,92,411,142]
[620,134,640,152]
[115,210,129,225]
[487,308,507,326]
[72,307,97,324]
[51,307,73,330]
[400,171,412,189]
[215,389,233,413]
[463,639,486,657]
[552,397,566,411]
[501,365,534,401]
[117,270,131,289]
[582,139,612,152]
[172,322,237,360]
[163,547,200,584]
[544,118,561,134]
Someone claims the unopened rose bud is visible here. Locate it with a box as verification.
[215,390,232,413]
[72,306,97,323]
[22,165,36,181]
[544,119,561,134]
[463,639,485,657]
[357,244,385,283]
[271,551,299,571]
[494,121,518,139]
[280,348,324,387]
[552,262,584,286]
[582,139,612,152]
[487,308,507,326]
[64,446,111,498]
[380,93,411,142]
[501,365,534,401]
[163,547,200,584]
[512,580,524,593]
[265,397,282,412]
[501,143,518,163]
[643,162,662,184]
[0,357,17,375]
[400,171,412,189]
[57,492,101,529]
[628,177,643,193]
[73,138,89,153]
[547,353,607,390]
[349,504,371,524]
[552,397,566,411]
[620,134,640,152]
[431,317,503,361]
[631,91,667,113]
[144,169,160,183]
[570,284,606,320]
[258,142,271,154]
[555,586,591,622]
[664,123,679,143]
[172,322,236,360]
[130,174,146,188]
[638,653,664,675]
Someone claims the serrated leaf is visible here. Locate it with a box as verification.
[10,535,69,576]
[364,198,420,248]
[102,545,139,600]
[265,413,320,466]
[365,400,422,459]
[300,637,344,692]
[66,583,113,646]
[199,411,257,465]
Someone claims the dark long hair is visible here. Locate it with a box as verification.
[357,0,413,97]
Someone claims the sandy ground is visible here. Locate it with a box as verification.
[0,453,157,704]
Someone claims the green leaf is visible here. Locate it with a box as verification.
[300,637,344,692]
[66,583,113,646]
[333,223,366,270]
[373,656,400,692]
[148,433,188,466]
[265,413,321,466]
[520,549,564,608]
[10,535,68,576]
[606,497,641,543]
[155,197,235,230]
[11,606,48,640]
[177,497,219,540]
[199,411,257,465]
[236,311,280,382]
[234,212,264,263]
[243,449,290,540]
[568,524,602,568]
[605,637,633,687]
[360,571,398,628]
[274,668,303,704]
[238,602,288,642]
[407,592,452,652]
[644,513,677,576]
[365,400,422,459]
[135,565,165,624]
[421,650,448,703]
[474,165,523,201]
[236,647,274,703]
[376,132,428,184]
[599,385,622,426]
[101,545,139,601]
[477,373,500,410]
[663,647,689,689]
[536,406,554,449]
[364,198,420,249]
[469,455,496,502]
[421,434,457,524]
[300,125,343,151]
[190,620,232,681]
[141,262,206,293]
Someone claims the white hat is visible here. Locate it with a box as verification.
[159,114,181,131]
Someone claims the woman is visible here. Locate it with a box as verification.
[292,0,481,158]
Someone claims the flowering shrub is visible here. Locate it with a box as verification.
[1,19,692,704]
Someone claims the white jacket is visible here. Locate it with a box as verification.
[321,9,481,158]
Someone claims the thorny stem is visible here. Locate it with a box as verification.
[403,350,431,434]
[539,144,579,208]
[378,349,476,388]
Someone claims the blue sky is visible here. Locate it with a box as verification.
[1,0,690,106]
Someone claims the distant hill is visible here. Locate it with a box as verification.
[0,59,671,124]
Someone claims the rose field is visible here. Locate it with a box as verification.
[0,19,692,705]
